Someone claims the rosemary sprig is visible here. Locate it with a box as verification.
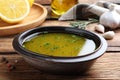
[70,18,98,29]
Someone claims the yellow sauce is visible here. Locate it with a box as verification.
[23,33,95,57]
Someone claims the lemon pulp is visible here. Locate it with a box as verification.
[0,0,30,23]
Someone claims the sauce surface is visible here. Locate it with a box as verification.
[23,33,95,57]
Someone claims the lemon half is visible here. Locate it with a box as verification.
[0,0,30,24]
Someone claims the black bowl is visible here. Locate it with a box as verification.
[13,26,107,74]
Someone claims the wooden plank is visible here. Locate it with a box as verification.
[35,0,51,4]
[107,47,120,52]
[0,36,14,52]
[0,53,120,80]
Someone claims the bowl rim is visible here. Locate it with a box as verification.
[13,26,108,63]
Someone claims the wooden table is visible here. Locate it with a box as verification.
[1,0,120,80]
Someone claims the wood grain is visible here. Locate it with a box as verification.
[35,0,51,4]
[0,53,120,80]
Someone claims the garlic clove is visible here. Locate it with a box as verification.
[100,4,120,29]
[103,31,115,40]
[95,24,105,33]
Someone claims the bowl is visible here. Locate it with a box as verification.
[12,26,107,74]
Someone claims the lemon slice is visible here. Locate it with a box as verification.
[0,0,30,24]
[28,0,34,7]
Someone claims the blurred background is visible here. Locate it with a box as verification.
[35,0,120,4]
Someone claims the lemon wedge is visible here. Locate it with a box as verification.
[0,0,30,24]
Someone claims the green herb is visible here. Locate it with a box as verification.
[43,42,50,47]
[75,47,79,50]
[70,18,98,29]
[71,34,77,38]
[71,39,77,43]
[51,46,59,51]
[88,18,99,22]
[55,36,61,40]
[43,31,48,34]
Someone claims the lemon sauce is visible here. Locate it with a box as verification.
[23,33,96,57]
